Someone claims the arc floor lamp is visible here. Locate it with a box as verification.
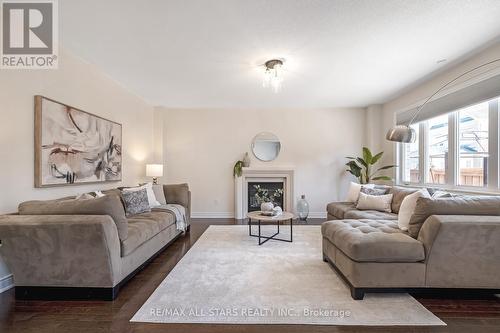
[386,58,500,143]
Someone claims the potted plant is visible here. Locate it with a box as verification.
[345,147,396,184]
[233,160,244,178]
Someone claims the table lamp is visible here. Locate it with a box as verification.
[146,164,163,184]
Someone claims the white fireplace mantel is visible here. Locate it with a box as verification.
[234,167,295,219]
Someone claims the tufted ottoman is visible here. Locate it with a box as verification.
[321,219,426,299]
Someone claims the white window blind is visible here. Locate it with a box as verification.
[397,74,500,125]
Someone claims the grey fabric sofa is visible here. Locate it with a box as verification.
[0,183,191,300]
[322,186,500,300]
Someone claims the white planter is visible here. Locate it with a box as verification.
[260,202,274,212]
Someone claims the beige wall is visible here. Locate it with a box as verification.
[381,42,500,170]
[365,104,384,154]
[0,49,155,214]
[0,49,155,284]
[159,107,366,217]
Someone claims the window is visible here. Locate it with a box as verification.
[427,114,448,184]
[458,102,489,187]
[402,124,419,183]
[399,97,499,191]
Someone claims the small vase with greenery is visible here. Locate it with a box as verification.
[345,147,396,184]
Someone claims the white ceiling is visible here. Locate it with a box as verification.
[61,0,500,109]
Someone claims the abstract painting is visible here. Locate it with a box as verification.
[35,96,122,187]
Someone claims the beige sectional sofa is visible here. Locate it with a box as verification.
[0,183,190,300]
[322,186,500,300]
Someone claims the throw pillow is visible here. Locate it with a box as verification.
[360,187,389,196]
[152,184,167,205]
[91,190,105,198]
[408,196,500,238]
[356,192,393,212]
[76,193,94,200]
[18,195,128,240]
[121,188,151,216]
[431,190,452,198]
[123,183,160,208]
[397,189,430,231]
[345,182,375,202]
[389,186,419,214]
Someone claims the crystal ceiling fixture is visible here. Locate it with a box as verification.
[263,59,284,93]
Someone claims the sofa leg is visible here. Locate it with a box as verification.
[351,287,365,300]
[322,253,328,263]
[185,225,191,233]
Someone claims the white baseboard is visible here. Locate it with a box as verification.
[191,212,235,218]
[0,274,14,293]
[191,212,327,219]
[307,212,327,219]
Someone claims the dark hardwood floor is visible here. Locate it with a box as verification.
[1,218,499,333]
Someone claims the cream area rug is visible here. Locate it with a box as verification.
[131,225,445,326]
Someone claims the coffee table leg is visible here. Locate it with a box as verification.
[258,220,262,245]
[248,218,251,236]
[290,218,293,242]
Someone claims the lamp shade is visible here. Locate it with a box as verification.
[146,164,163,177]
[385,125,416,143]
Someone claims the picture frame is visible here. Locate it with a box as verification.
[34,95,122,187]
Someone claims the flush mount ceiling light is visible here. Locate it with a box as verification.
[262,59,284,93]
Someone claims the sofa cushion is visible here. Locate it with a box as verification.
[164,183,190,205]
[152,184,167,205]
[326,202,356,219]
[360,186,390,196]
[408,196,500,238]
[346,182,374,202]
[356,192,393,212]
[123,183,161,208]
[321,219,425,262]
[121,189,151,216]
[398,189,430,231]
[129,210,175,231]
[121,211,176,256]
[344,209,398,220]
[390,186,419,214]
[18,195,128,241]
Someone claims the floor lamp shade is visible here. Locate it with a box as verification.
[385,125,416,143]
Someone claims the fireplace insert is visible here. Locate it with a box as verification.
[247,182,284,212]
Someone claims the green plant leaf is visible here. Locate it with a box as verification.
[356,157,368,168]
[371,151,384,164]
[346,160,361,170]
[345,156,357,160]
[345,161,362,170]
[375,165,398,171]
[346,169,356,176]
[362,147,373,164]
[233,161,243,177]
[346,161,362,178]
[345,161,361,169]
[371,176,393,181]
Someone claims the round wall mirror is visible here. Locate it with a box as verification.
[251,132,281,162]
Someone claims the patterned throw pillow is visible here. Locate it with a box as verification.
[121,188,151,216]
[360,186,388,196]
